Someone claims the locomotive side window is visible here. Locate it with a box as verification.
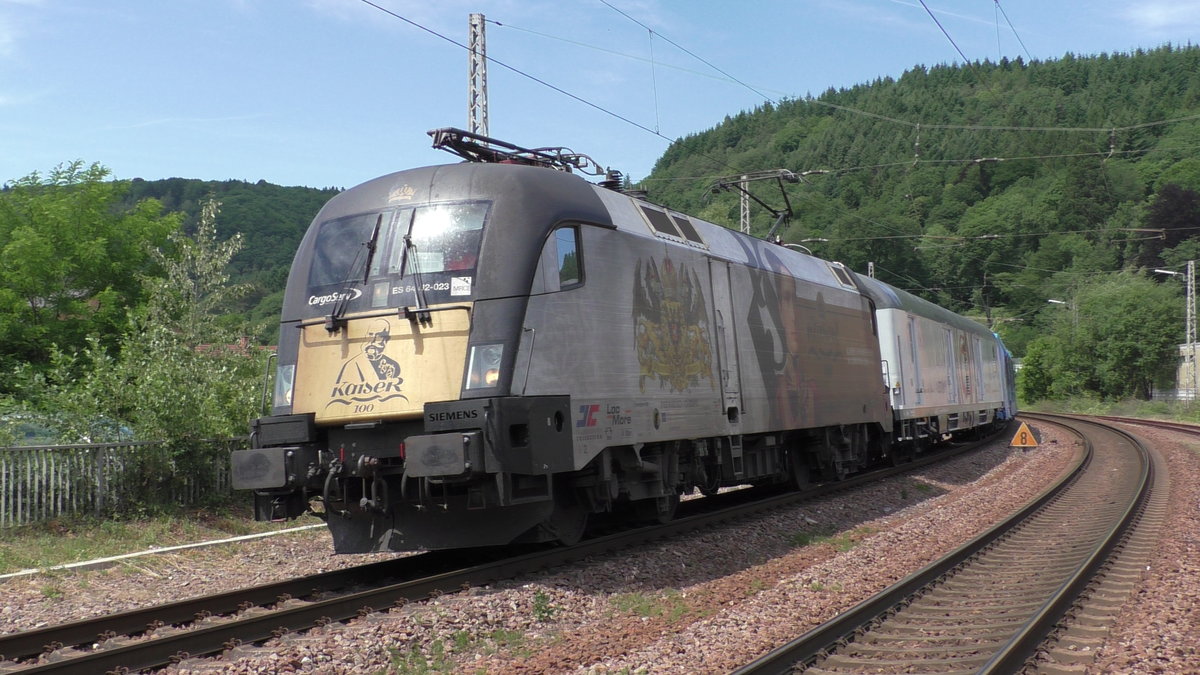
[556,227,581,287]
[638,204,683,238]
[669,213,705,245]
[531,225,584,294]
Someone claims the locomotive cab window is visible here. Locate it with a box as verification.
[304,201,490,317]
[390,202,488,276]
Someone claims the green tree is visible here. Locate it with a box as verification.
[25,199,264,445]
[125,199,261,440]
[0,162,178,382]
[1019,273,1181,401]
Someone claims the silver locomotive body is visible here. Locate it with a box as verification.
[232,159,1010,552]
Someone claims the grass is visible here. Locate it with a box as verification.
[1022,395,1200,422]
[789,526,878,552]
[532,589,556,622]
[610,589,692,623]
[386,629,530,674]
[0,502,318,574]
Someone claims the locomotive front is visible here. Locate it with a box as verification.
[232,162,611,552]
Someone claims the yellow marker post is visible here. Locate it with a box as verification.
[1010,421,1039,448]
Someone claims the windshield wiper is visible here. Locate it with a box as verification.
[362,215,381,284]
[325,213,383,333]
[400,232,433,327]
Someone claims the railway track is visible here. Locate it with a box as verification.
[733,413,1168,674]
[0,437,994,674]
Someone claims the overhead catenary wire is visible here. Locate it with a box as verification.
[489,15,1198,139]
[994,0,1034,62]
[357,0,1199,268]
[364,0,1200,188]
[355,0,751,177]
[356,1,669,145]
[597,0,777,105]
[487,20,794,95]
[917,0,982,81]
[641,140,1200,185]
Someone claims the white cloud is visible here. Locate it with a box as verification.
[1122,1,1200,34]
[0,17,15,57]
[0,88,45,106]
[0,0,43,58]
[104,113,271,131]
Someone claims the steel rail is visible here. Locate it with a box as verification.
[4,434,999,674]
[0,548,486,662]
[979,413,1153,672]
[731,413,1152,675]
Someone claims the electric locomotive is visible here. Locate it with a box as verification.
[232,128,1013,553]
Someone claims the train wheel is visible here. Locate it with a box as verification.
[635,494,680,524]
[889,442,913,466]
[788,448,810,489]
[545,496,589,546]
[698,462,721,496]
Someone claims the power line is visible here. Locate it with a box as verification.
[356,0,762,178]
[917,0,982,80]
[358,0,1200,200]
[804,97,1200,134]
[597,0,776,104]
[993,0,1033,62]
[355,0,669,145]
[641,140,1200,187]
[488,21,792,96]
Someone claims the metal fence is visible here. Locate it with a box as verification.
[0,438,247,528]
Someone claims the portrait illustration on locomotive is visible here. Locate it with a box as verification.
[632,255,714,393]
[326,318,406,411]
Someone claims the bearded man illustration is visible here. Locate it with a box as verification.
[336,319,403,384]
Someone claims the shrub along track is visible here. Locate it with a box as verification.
[0,438,995,674]
[733,413,1165,675]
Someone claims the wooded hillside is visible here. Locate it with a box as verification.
[642,45,1200,375]
[122,178,340,340]
[7,46,1197,407]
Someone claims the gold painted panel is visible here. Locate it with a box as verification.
[294,306,472,424]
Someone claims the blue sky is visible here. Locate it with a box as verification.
[3,0,1200,189]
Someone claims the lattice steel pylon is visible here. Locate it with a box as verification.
[1188,260,1196,396]
[468,13,488,137]
[739,175,750,234]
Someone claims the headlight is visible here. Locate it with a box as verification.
[466,344,504,389]
[274,364,296,407]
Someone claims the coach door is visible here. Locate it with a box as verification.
[708,259,742,418]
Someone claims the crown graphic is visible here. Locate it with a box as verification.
[388,184,416,202]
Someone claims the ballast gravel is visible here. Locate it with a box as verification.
[1,422,1195,674]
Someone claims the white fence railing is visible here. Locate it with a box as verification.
[1,439,246,528]
[1151,388,1197,402]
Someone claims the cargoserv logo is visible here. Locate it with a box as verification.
[309,288,363,307]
